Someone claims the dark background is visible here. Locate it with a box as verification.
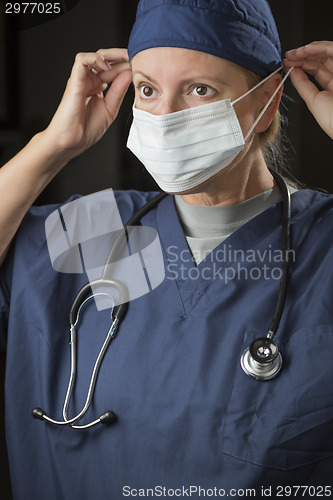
[0,1,332,498]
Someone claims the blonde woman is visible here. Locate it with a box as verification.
[1,0,333,498]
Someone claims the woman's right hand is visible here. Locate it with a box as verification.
[0,49,131,264]
[283,41,333,140]
[44,48,132,159]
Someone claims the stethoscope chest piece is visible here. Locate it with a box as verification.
[240,337,282,381]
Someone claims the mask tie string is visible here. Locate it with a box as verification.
[231,66,294,142]
[231,65,283,106]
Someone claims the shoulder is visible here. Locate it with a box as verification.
[291,188,333,216]
[3,189,160,279]
[19,189,159,233]
[291,188,333,232]
[289,188,333,265]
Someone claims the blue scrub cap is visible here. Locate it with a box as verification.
[128,0,281,77]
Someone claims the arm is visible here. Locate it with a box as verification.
[0,48,132,265]
[283,41,333,139]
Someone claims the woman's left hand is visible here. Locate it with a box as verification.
[283,41,333,139]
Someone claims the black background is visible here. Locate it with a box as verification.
[0,1,333,498]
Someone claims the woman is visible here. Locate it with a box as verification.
[1,0,333,498]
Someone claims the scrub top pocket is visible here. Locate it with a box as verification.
[221,326,333,471]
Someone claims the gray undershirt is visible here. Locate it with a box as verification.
[174,186,297,265]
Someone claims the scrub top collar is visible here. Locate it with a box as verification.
[154,193,282,316]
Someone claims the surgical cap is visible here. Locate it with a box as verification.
[128,0,281,77]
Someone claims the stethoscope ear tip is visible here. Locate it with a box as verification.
[32,407,47,421]
[99,410,117,425]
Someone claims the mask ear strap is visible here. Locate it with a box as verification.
[243,67,294,141]
[231,65,283,106]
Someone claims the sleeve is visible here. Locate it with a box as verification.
[0,190,152,352]
[0,196,80,353]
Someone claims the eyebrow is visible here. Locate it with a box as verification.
[131,71,159,84]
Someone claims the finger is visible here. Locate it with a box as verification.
[97,48,129,64]
[65,53,114,98]
[289,68,319,113]
[97,62,132,84]
[72,52,113,77]
[302,41,333,58]
[66,54,111,96]
[284,63,333,92]
[104,69,132,122]
[284,42,333,75]
[283,58,319,75]
[283,58,333,91]
[285,42,333,61]
[283,42,333,90]
[286,41,333,59]
[283,56,324,74]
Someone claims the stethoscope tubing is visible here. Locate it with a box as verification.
[32,191,167,429]
[266,169,291,337]
[32,174,291,427]
[240,169,291,380]
[69,192,168,326]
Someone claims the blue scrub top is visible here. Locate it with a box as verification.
[1,188,333,499]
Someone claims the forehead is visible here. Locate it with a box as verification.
[131,47,246,82]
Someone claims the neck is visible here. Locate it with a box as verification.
[180,146,276,207]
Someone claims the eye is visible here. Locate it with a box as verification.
[138,85,156,99]
[191,85,215,97]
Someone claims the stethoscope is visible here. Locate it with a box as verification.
[240,168,291,381]
[32,192,167,429]
[32,169,291,429]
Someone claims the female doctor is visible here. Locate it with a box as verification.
[1,0,333,498]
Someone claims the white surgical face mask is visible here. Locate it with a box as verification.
[127,67,291,193]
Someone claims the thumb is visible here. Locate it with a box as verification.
[104,69,133,122]
[289,67,319,114]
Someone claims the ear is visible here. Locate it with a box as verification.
[254,73,283,134]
